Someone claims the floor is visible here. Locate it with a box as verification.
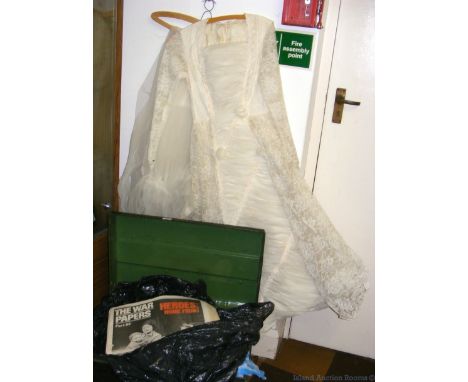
[94,339,375,381]
[250,339,375,381]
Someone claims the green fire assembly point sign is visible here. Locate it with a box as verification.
[276,31,314,69]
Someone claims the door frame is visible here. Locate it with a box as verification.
[94,0,123,307]
[301,0,342,189]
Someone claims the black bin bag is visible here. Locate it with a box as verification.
[93,275,274,382]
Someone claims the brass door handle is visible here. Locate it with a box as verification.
[342,99,361,106]
[332,88,360,123]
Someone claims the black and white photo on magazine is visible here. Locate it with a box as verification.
[105,295,219,355]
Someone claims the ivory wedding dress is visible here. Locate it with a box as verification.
[119,14,368,328]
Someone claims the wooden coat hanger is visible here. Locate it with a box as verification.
[151,11,246,30]
[207,14,246,24]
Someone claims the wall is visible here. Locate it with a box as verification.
[119,0,319,175]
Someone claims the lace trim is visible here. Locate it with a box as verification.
[251,22,368,318]
[244,14,261,110]
[190,121,223,223]
[182,22,224,223]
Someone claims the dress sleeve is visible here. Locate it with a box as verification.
[252,21,369,319]
[118,31,194,218]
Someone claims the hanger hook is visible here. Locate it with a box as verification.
[201,0,216,20]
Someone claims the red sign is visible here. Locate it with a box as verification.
[282,0,325,29]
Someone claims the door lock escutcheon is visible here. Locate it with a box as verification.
[332,88,361,124]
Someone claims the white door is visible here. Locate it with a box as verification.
[290,0,375,358]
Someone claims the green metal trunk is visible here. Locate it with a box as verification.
[108,212,265,309]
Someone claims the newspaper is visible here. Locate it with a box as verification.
[106,295,220,355]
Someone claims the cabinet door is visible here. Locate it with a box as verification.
[290,0,375,358]
[94,0,120,233]
[93,0,122,306]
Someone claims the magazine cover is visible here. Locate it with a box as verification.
[105,295,220,355]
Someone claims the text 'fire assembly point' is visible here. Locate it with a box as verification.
[276,31,314,69]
